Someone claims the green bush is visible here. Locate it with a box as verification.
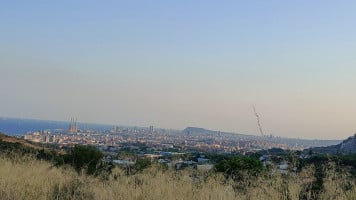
[215,156,263,180]
[62,145,104,175]
[135,158,151,171]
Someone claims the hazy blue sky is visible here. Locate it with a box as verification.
[1,1,356,139]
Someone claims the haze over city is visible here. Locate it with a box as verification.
[1,1,356,140]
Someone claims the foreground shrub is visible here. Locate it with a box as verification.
[215,156,263,180]
[61,145,105,175]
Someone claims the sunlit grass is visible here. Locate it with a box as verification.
[0,154,355,200]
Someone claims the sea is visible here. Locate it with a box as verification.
[0,117,113,136]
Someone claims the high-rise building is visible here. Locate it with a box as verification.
[51,135,56,143]
[149,125,154,134]
[45,133,50,143]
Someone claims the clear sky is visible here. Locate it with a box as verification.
[1,1,356,139]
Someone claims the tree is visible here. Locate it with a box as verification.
[134,158,152,172]
[215,156,263,180]
[64,145,104,175]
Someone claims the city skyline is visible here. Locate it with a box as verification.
[1,1,356,140]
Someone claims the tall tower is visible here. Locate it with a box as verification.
[69,117,78,133]
[45,132,50,143]
[149,125,154,134]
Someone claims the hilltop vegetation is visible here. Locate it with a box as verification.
[310,134,356,155]
[1,133,356,199]
[0,132,41,150]
[1,152,356,200]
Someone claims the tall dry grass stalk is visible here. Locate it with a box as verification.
[0,155,355,200]
[319,162,356,200]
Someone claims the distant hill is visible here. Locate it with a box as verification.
[309,134,356,154]
[183,127,218,134]
[0,132,41,150]
[340,134,356,153]
[183,127,341,149]
[183,127,256,137]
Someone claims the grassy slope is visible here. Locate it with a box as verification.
[0,155,355,200]
[0,133,355,200]
[0,133,41,150]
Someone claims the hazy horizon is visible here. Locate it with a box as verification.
[1,1,356,140]
[0,116,343,141]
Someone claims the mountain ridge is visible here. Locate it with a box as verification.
[309,133,356,154]
[183,126,340,142]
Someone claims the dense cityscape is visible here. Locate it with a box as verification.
[23,118,340,155]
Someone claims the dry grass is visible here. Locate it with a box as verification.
[319,163,356,200]
[0,155,355,200]
[0,133,41,150]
